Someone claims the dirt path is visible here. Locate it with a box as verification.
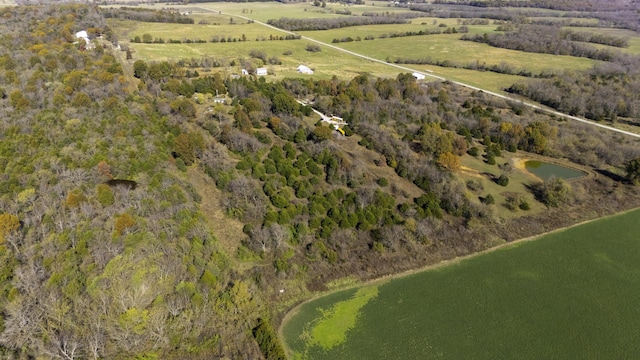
[111,42,138,93]
[187,166,246,264]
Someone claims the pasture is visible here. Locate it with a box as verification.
[305,32,597,75]
[282,207,640,359]
[110,2,606,91]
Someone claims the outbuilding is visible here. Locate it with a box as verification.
[412,72,426,80]
[256,67,268,76]
[297,64,314,74]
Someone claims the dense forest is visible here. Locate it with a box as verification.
[2,3,640,360]
[0,5,261,359]
[507,55,640,122]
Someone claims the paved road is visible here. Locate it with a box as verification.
[195,6,640,140]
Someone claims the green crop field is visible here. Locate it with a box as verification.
[282,207,640,359]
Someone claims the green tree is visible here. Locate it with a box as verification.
[174,132,204,166]
[536,177,572,207]
[96,184,115,206]
[312,125,333,142]
[133,60,148,78]
[142,33,153,43]
[496,174,509,186]
[626,158,640,185]
[170,97,196,118]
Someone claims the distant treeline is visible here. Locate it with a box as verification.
[266,15,411,31]
[131,33,300,44]
[101,7,194,24]
[411,1,640,31]
[331,26,467,43]
[432,0,636,12]
[461,25,620,62]
[388,57,556,78]
[561,29,628,48]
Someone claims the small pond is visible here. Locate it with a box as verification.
[525,160,586,181]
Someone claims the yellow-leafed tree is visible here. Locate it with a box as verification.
[0,213,20,243]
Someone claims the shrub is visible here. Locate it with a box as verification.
[376,177,389,187]
[468,146,479,157]
[466,179,484,193]
[496,174,509,186]
[96,184,115,206]
[114,213,136,235]
[305,43,321,52]
[482,194,495,205]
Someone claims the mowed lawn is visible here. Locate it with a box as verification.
[282,207,640,359]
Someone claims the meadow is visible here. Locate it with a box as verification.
[282,207,640,359]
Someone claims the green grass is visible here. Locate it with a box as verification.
[308,286,379,350]
[313,33,597,74]
[282,207,640,359]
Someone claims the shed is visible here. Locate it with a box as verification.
[256,67,267,76]
[412,72,426,80]
[297,65,314,74]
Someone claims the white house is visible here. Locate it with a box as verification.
[75,30,91,46]
[256,67,268,76]
[297,65,314,74]
[412,72,426,80]
[241,69,249,75]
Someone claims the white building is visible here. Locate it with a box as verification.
[75,30,90,45]
[412,72,426,80]
[297,65,314,74]
[256,67,268,76]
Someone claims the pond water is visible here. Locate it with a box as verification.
[525,160,586,181]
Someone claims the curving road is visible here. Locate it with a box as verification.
[196,6,640,140]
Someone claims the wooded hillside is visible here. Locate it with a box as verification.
[2,4,640,360]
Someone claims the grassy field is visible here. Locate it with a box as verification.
[306,32,597,74]
[458,151,548,220]
[109,3,606,91]
[282,207,640,359]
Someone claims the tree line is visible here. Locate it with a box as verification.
[461,25,620,62]
[412,0,640,31]
[100,7,194,24]
[388,56,555,78]
[267,15,411,31]
[131,32,300,44]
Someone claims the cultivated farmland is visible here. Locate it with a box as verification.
[282,207,640,359]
